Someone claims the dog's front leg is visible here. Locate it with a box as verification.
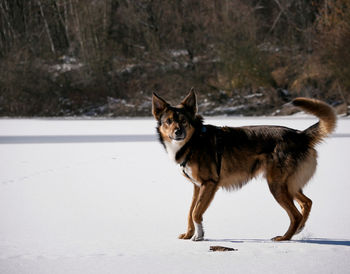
[191,181,218,241]
[179,184,200,239]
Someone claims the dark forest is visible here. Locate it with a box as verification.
[0,0,349,116]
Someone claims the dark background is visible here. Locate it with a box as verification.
[0,0,349,116]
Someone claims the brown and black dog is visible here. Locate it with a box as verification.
[152,90,336,241]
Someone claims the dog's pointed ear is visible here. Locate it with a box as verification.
[181,88,197,115]
[152,92,168,120]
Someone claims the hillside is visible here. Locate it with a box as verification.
[0,0,349,116]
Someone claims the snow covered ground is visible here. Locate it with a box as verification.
[0,117,349,274]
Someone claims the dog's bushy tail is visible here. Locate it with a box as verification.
[292,97,337,145]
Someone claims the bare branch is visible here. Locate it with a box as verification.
[37,0,56,54]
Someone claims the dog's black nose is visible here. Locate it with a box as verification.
[175,128,183,137]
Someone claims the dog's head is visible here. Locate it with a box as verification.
[152,90,198,144]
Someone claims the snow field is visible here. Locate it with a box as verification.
[0,117,349,274]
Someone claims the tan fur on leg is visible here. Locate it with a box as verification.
[268,182,302,241]
[294,190,313,234]
[191,182,218,241]
[179,185,200,239]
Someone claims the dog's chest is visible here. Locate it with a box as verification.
[164,141,182,162]
[164,140,201,187]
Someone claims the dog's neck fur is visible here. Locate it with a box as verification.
[164,140,185,163]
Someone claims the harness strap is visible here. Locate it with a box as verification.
[215,128,224,177]
[180,126,224,178]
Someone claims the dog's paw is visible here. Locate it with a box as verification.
[271,235,290,241]
[191,235,204,241]
[191,222,204,241]
[178,232,194,240]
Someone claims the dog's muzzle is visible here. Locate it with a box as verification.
[171,128,186,141]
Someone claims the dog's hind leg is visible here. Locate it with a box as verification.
[294,190,312,234]
[179,185,200,239]
[268,182,302,241]
[191,181,218,241]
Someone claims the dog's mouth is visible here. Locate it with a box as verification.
[170,129,186,142]
[170,136,185,141]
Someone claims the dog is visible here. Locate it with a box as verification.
[152,89,336,241]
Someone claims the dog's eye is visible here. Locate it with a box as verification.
[166,118,172,125]
[180,119,187,125]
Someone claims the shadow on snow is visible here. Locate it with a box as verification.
[205,238,350,247]
[0,134,157,144]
